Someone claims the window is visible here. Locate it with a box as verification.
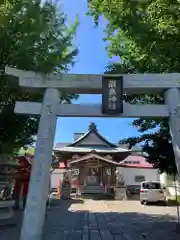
[133,161,140,164]
[135,175,145,182]
[142,182,161,189]
[124,161,132,164]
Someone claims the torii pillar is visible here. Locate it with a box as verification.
[20,88,59,240]
[165,88,180,180]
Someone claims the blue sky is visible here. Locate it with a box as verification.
[54,0,140,144]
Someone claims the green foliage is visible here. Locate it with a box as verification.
[88,0,180,174]
[0,0,79,154]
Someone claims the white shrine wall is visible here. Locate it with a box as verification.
[118,167,160,186]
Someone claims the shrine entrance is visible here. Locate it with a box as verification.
[67,151,119,194]
[86,167,100,185]
[6,66,180,240]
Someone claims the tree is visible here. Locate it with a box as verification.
[0,0,79,155]
[87,0,180,174]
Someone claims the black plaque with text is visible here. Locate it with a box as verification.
[102,76,123,115]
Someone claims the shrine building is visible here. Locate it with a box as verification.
[53,123,159,194]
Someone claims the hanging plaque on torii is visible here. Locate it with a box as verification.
[102,76,123,114]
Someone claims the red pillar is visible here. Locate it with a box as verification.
[57,179,61,197]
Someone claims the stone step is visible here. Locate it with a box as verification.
[82,191,104,194]
[82,186,104,194]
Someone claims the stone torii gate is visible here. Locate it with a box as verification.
[5,66,180,240]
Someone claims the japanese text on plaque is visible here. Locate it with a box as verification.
[108,80,117,110]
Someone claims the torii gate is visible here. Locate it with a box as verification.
[5,66,180,240]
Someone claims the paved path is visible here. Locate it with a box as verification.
[0,199,179,239]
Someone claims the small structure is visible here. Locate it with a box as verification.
[54,123,133,195]
[119,155,159,184]
[0,156,19,221]
[0,161,18,199]
[118,155,160,195]
[14,151,57,209]
[14,154,32,209]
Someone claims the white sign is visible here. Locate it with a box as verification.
[106,168,111,176]
[71,169,79,176]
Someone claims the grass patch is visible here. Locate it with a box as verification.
[174,196,180,203]
[167,195,180,206]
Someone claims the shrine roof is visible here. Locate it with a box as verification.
[119,155,154,169]
[53,145,132,153]
[68,122,117,147]
[119,163,154,169]
[68,153,119,165]
[54,142,71,148]
[18,152,57,165]
[53,124,148,157]
[54,123,137,154]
